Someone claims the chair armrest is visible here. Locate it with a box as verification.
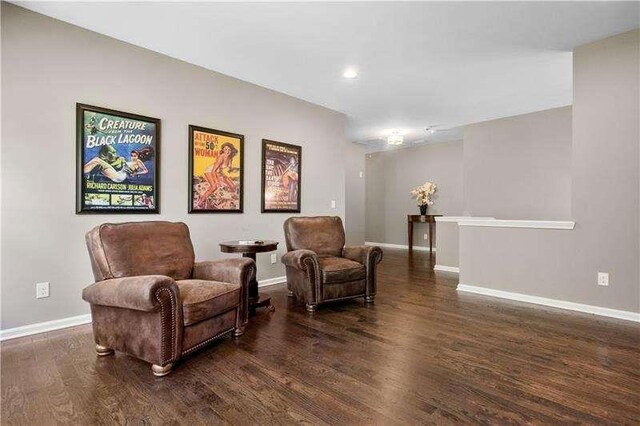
[192,258,256,286]
[82,275,179,312]
[343,246,383,300]
[342,245,383,266]
[281,249,319,271]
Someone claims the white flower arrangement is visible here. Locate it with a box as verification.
[410,182,437,206]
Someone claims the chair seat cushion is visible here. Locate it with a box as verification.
[318,256,366,284]
[177,280,240,326]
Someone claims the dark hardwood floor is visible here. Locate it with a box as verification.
[2,248,639,424]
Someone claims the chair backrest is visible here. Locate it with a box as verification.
[283,216,345,257]
[86,221,195,281]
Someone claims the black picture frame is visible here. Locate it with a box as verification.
[261,139,302,213]
[188,125,244,213]
[76,103,160,214]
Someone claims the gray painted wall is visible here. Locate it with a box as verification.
[345,142,366,245]
[364,151,387,243]
[1,4,356,328]
[365,141,464,247]
[434,221,459,268]
[464,106,573,220]
[460,30,639,313]
[569,29,639,312]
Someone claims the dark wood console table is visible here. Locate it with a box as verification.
[407,214,442,254]
[220,240,278,314]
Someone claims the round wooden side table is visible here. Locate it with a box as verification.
[219,240,278,314]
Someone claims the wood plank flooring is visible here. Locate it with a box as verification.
[2,248,639,424]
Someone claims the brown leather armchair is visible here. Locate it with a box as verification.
[82,221,254,376]
[282,216,383,312]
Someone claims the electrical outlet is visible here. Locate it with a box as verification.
[271,253,277,264]
[36,282,49,299]
[423,233,428,240]
[331,200,336,209]
[597,272,609,287]
[359,171,363,178]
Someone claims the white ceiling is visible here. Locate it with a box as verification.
[16,1,639,149]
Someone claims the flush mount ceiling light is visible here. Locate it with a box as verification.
[387,131,404,145]
[343,68,358,79]
[425,127,437,135]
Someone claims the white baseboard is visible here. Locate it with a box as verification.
[434,265,460,273]
[457,219,575,230]
[365,241,435,252]
[0,314,92,342]
[258,276,286,287]
[457,284,640,323]
[1,276,288,342]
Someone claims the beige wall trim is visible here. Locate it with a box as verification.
[258,276,287,288]
[458,219,575,229]
[434,265,460,273]
[0,276,288,341]
[365,242,435,252]
[458,284,640,322]
[435,216,495,223]
[0,314,92,342]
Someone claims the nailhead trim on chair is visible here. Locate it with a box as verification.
[155,287,177,365]
[181,328,234,356]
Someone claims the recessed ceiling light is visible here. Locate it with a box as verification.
[387,131,404,145]
[343,68,358,79]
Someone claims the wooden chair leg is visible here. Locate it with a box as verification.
[96,344,114,356]
[151,363,174,377]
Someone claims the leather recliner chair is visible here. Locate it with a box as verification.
[281,216,383,312]
[82,221,254,376]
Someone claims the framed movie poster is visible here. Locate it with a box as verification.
[76,104,160,214]
[189,125,244,213]
[261,139,301,213]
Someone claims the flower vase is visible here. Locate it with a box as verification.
[419,205,428,215]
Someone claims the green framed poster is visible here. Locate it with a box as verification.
[76,103,160,214]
